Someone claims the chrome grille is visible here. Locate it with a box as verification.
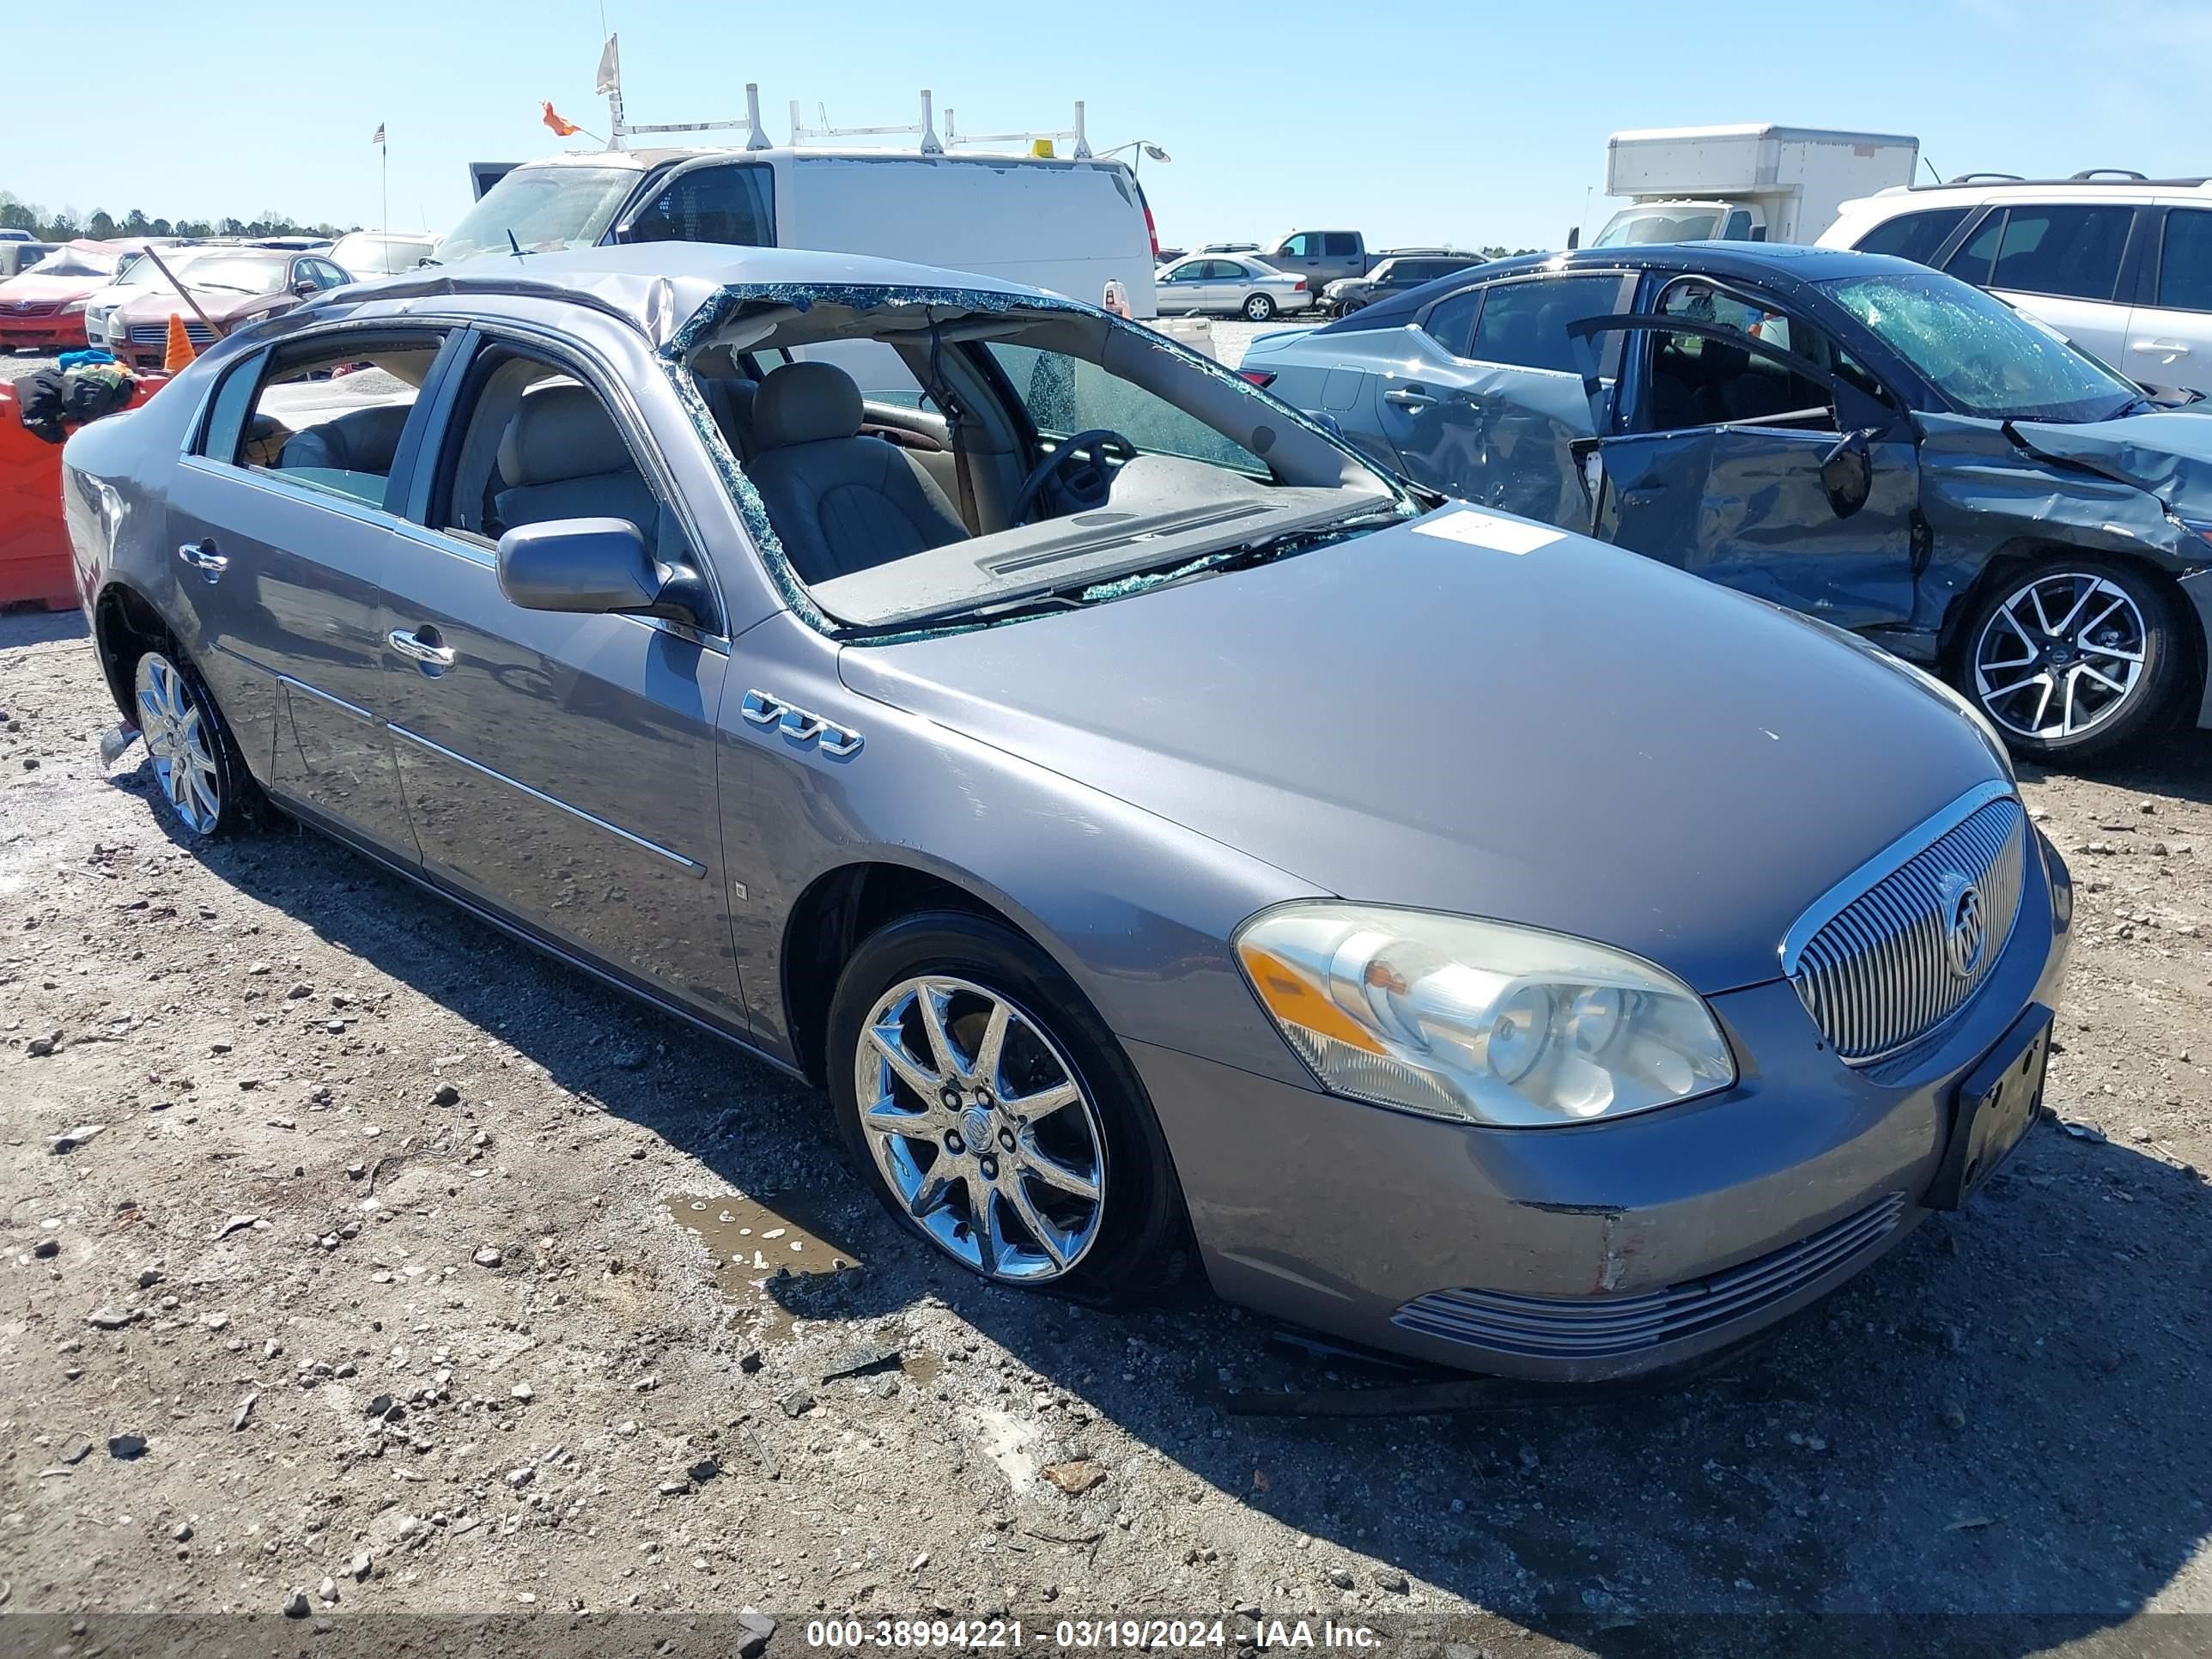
[1394,1193,1906,1360]
[127,321,216,346]
[1784,784,2027,1064]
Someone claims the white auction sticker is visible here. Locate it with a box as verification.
[1410,507,1563,556]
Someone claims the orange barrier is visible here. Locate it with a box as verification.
[0,373,169,610]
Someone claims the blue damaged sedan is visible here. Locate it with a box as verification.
[60,245,2069,1380]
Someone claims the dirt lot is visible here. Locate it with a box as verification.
[3,585,2212,1659]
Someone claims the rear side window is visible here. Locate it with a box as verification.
[2157,209,2212,313]
[1990,206,2132,300]
[214,331,449,508]
[628,165,775,247]
[1852,207,1969,266]
[1467,276,1621,373]
[1948,205,2131,300]
[1419,289,1480,356]
[1323,233,1360,258]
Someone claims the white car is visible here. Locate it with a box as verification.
[1152,253,1312,321]
[328,230,441,280]
[1818,173,2212,397]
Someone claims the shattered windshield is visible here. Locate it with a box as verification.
[1821,269,2142,422]
[437,166,638,263]
[24,246,115,279]
[679,293,1412,633]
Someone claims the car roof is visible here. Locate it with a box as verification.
[316,241,1051,338]
[1323,242,1919,335]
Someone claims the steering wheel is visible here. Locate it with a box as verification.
[1009,428,1139,526]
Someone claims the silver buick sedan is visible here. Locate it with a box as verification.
[60,245,2070,1380]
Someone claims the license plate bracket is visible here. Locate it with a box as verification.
[1926,1005,2052,1212]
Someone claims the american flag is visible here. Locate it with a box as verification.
[370,123,386,147]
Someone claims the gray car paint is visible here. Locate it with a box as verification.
[58,245,2069,1377]
[1245,249,2212,718]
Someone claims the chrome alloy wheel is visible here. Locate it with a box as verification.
[1972,571,2148,742]
[134,653,222,835]
[854,975,1108,1283]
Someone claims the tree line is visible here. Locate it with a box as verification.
[1,193,356,245]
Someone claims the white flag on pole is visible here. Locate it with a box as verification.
[594,34,621,96]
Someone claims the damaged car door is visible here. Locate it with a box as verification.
[1371,271,1633,527]
[1569,279,1920,630]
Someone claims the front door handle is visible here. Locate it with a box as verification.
[176,540,228,582]
[1383,386,1438,410]
[386,627,456,670]
[2133,338,2191,356]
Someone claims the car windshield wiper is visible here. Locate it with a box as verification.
[193,283,257,295]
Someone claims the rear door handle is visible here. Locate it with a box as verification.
[2133,339,2191,356]
[176,540,228,582]
[386,627,456,670]
[1383,386,1438,410]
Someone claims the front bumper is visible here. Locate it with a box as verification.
[0,315,86,350]
[1133,834,2073,1382]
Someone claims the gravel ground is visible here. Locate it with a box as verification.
[4,488,2212,1652]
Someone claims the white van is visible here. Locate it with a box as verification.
[436,146,1162,318]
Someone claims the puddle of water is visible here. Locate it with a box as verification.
[667,1193,866,1291]
[902,1351,944,1385]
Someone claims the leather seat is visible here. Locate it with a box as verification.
[744,361,968,584]
[278,402,412,475]
[491,384,659,536]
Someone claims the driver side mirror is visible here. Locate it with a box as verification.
[496,518,708,629]
[1819,429,1874,520]
[292,279,319,297]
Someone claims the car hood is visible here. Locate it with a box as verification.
[838,512,2008,994]
[0,274,101,304]
[115,288,278,325]
[2009,409,2212,511]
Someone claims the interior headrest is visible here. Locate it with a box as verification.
[752,361,865,450]
[497,384,634,486]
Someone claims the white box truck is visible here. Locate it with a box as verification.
[1588,125,1920,248]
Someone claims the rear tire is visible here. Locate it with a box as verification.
[1955,556,2184,763]
[128,646,255,839]
[826,910,1184,1304]
[1243,293,1277,322]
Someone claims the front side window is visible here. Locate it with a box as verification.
[2156,209,2212,313]
[1162,261,1203,283]
[1468,276,1621,373]
[1821,268,2139,421]
[210,331,448,507]
[1852,207,1970,266]
[988,343,1264,473]
[430,344,665,548]
[1988,205,2132,301]
[626,165,775,248]
[1646,279,1832,431]
[1723,209,1753,240]
[1278,234,1314,257]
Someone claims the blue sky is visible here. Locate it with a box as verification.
[8,0,2209,250]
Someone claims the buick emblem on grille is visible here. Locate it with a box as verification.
[1942,875,1986,979]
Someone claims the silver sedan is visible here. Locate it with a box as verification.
[1152,253,1314,321]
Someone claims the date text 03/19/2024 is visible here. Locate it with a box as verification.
[801,1620,1384,1650]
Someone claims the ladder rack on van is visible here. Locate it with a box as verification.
[787,91,1094,159]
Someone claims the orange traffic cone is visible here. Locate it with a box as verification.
[163,314,197,373]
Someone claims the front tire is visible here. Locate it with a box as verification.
[826,910,1183,1302]
[131,647,253,838]
[1957,556,2184,762]
[1243,293,1277,322]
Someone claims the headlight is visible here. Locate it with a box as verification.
[63,299,87,315]
[1234,902,1736,1127]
